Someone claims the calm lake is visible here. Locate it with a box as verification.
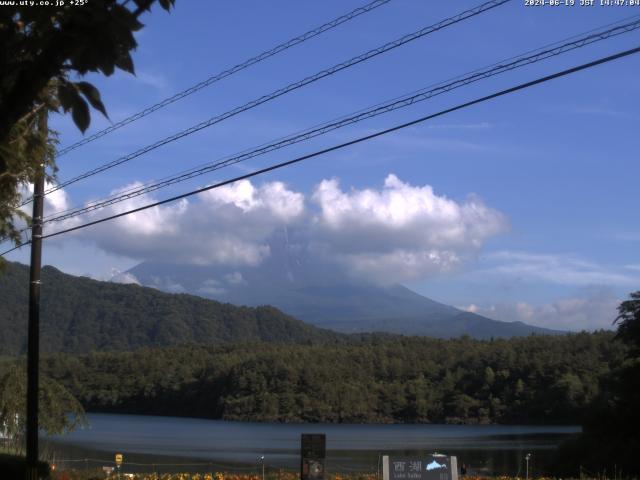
[44,413,581,475]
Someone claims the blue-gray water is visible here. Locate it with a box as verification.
[44,413,581,475]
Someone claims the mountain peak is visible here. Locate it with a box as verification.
[127,261,563,339]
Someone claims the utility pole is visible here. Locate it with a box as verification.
[26,110,46,480]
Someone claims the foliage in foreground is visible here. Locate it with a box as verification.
[0,1,176,250]
[555,291,640,477]
[0,364,86,454]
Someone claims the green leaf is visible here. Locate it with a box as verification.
[75,81,108,119]
[56,82,77,113]
[114,52,135,75]
[133,0,152,10]
[113,3,144,31]
[158,0,175,11]
[98,59,115,76]
[71,97,90,133]
[57,80,92,132]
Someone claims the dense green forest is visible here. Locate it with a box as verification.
[0,262,341,354]
[0,331,624,425]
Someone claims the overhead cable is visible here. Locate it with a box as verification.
[40,16,640,225]
[54,0,393,157]
[30,0,510,204]
[1,44,632,254]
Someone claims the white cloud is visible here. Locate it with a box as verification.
[18,182,72,218]
[477,251,640,287]
[310,174,507,282]
[334,249,460,283]
[461,289,622,331]
[63,180,304,267]
[515,301,535,320]
[135,71,171,93]
[12,183,82,244]
[146,274,186,293]
[164,282,186,294]
[224,272,245,285]
[45,187,71,215]
[40,175,506,284]
[197,279,226,296]
[202,179,304,221]
[109,269,141,285]
[461,303,480,313]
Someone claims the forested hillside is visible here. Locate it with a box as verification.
[0,262,341,354]
[3,331,622,425]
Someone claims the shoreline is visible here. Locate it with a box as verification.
[76,411,585,430]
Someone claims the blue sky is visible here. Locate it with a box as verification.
[6,0,640,330]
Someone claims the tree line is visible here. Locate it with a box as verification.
[0,331,624,425]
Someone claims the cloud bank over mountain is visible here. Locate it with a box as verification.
[48,174,507,284]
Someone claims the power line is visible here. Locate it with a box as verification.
[1,44,633,254]
[38,16,640,225]
[54,0,393,158]
[27,0,510,204]
[1,242,26,256]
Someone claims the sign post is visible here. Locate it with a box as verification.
[301,434,326,480]
[115,453,123,480]
[383,455,458,480]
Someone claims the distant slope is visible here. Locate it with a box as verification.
[265,284,560,338]
[0,262,342,355]
[129,260,562,339]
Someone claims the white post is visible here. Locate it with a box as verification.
[450,456,459,480]
[260,455,265,480]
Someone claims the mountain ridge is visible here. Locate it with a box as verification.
[127,258,563,339]
[0,261,342,355]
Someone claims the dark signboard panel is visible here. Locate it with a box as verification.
[301,434,326,480]
[383,455,458,480]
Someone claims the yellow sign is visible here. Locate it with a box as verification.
[115,453,123,466]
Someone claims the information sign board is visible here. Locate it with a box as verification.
[383,455,458,480]
[301,434,326,480]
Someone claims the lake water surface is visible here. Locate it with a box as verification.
[45,413,581,475]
